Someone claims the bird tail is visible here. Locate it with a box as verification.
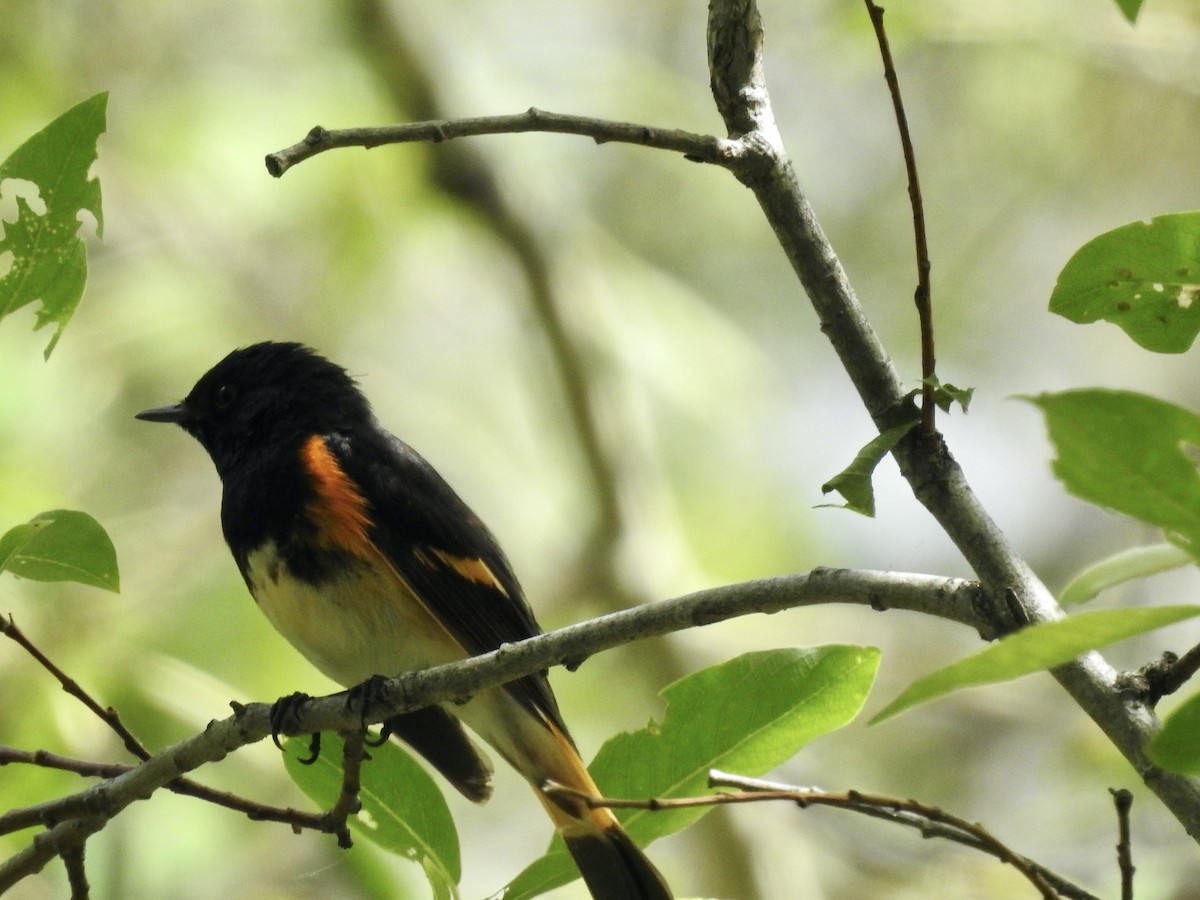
[530,721,673,900]
[382,707,494,803]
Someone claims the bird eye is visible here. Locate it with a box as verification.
[214,384,237,409]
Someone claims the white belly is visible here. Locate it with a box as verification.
[245,541,466,688]
[243,541,561,782]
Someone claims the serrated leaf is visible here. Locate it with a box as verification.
[283,733,460,895]
[0,509,119,591]
[502,645,880,899]
[1024,390,1200,559]
[0,92,106,357]
[1058,543,1193,606]
[1148,691,1200,774]
[1049,212,1200,353]
[820,420,917,517]
[871,606,1200,724]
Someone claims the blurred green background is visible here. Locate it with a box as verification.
[4,0,1200,897]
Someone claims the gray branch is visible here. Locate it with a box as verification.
[0,568,976,891]
[705,0,1200,838]
[265,110,738,177]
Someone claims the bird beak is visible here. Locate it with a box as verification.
[135,403,187,424]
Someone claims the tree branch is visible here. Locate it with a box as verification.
[265,112,735,178]
[0,745,329,837]
[0,616,151,762]
[0,568,977,891]
[547,769,1102,900]
[864,0,936,434]
[278,568,980,738]
[707,772,1100,900]
[1110,787,1134,900]
[703,0,1200,840]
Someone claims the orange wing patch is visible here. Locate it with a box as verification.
[415,546,510,598]
[300,435,373,556]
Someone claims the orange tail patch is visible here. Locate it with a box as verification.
[529,720,673,899]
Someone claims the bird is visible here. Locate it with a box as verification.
[136,341,672,900]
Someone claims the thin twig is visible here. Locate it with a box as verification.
[266,112,736,177]
[324,732,366,849]
[1127,642,1200,705]
[0,745,329,837]
[0,621,338,837]
[545,771,1097,900]
[864,1,935,434]
[0,616,150,761]
[1110,788,1134,900]
[1167,641,1200,690]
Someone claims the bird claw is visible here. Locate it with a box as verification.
[270,691,322,763]
[345,674,390,732]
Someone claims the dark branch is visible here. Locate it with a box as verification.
[864,1,936,434]
[1123,643,1200,705]
[0,616,150,762]
[324,731,366,849]
[1110,788,1135,900]
[547,769,1100,900]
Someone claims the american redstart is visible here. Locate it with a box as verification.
[137,341,671,900]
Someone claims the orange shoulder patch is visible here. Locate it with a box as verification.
[300,435,373,556]
[416,546,510,598]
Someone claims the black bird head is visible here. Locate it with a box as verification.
[136,342,372,475]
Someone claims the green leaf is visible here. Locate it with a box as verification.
[0,92,106,358]
[921,376,973,413]
[871,606,1200,724]
[283,733,460,896]
[1058,543,1193,606]
[0,509,119,591]
[1025,390,1200,559]
[1148,691,1200,774]
[1049,212,1200,353]
[820,420,918,516]
[503,645,880,899]
[1113,0,1143,23]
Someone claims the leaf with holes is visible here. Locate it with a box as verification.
[0,93,106,357]
[1049,212,1200,353]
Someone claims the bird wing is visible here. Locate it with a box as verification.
[324,429,569,734]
